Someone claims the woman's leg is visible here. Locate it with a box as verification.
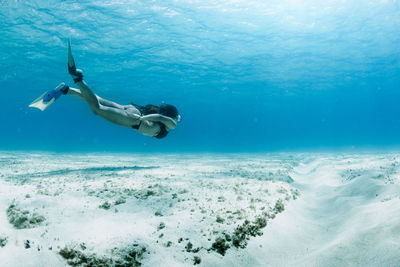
[75,80,100,111]
[66,87,84,100]
[66,82,140,127]
[67,86,125,109]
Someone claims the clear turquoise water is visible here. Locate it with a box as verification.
[1,0,400,152]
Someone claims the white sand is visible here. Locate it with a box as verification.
[0,152,399,266]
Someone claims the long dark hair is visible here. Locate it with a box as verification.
[137,104,179,139]
[141,104,160,115]
[142,104,179,119]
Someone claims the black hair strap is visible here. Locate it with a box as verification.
[155,123,168,139]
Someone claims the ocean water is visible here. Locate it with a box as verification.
[1,2,400,266]
[1,0,400,152]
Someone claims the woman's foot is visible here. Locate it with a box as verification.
[69,68,83,83]
[60,84,69,95]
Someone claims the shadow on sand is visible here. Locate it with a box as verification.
[7,165,159,181]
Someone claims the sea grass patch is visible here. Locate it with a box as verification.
[0,235,8,247]
[6,202,45,229]
[59,243,147,267]
[193,256,201,265]
[210,209,277,255]
[211,237,230,256]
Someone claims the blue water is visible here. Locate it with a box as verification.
[1,0,400,152]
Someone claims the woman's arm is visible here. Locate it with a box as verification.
[140,114,177,130]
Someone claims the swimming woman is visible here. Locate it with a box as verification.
[60,39,181,139]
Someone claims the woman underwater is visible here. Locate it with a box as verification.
[37,39,181,139]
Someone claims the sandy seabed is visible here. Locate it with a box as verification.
[0,151,399,267]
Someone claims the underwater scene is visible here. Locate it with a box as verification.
[1,0,400,266]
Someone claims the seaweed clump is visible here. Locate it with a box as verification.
[59,243,147,267]
[274,199,285,213]
[99,201,111,210]
[216,215,225,224]
[59,247,110,267]
[185,242,193,252]
[0,235,8,247]
[6,202,45,229]
[207,197,291,256]
[193,256,201,265]
[114,244,147,267]
[211,237,230,256]
[232,218,266,249]
[115,198,126,205]
[210,215,269,255]
[157,222,166,230]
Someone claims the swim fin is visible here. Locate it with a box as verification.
[29,82,66,111]
[68,38,83,83]
[67,38,76,74]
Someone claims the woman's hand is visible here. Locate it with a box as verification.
[140,114,177,130]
